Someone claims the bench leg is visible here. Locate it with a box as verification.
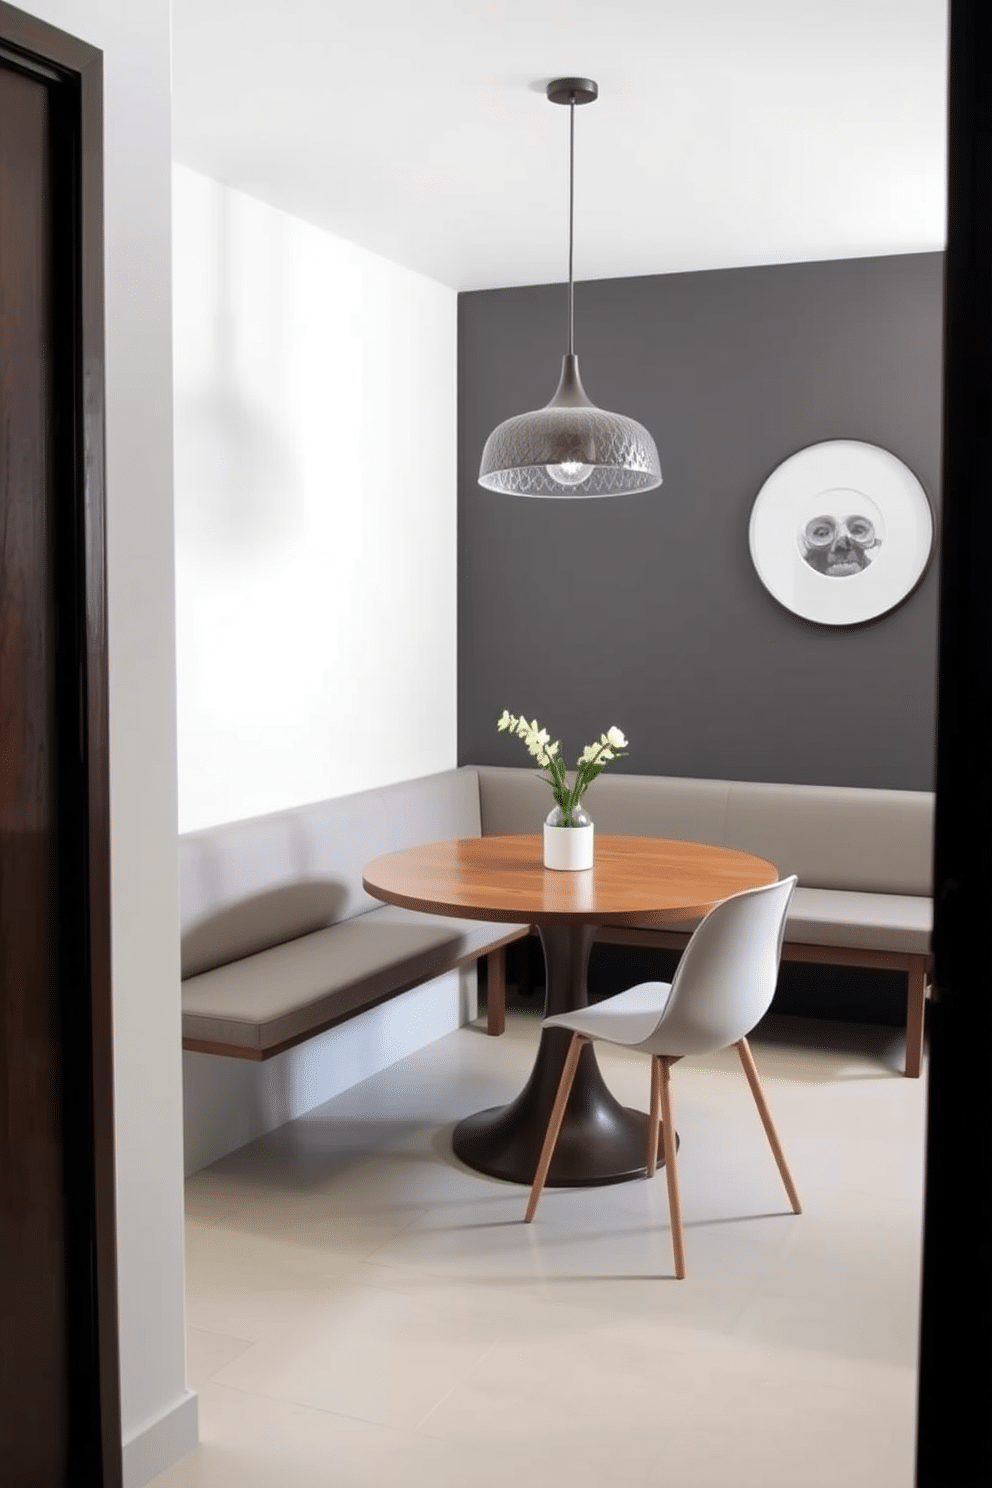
[486,947,506,1036]
[904,956,927,1078]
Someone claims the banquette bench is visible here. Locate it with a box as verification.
[179,770,529,1060]
[180,765,933,1078]
[473,765,934,1078]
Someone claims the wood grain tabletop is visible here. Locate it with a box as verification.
[363,834,778,927]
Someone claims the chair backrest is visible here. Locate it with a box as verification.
[642,876,798,1057]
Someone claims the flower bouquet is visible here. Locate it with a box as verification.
[497,710,630,868]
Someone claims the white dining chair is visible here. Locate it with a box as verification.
[525,875,802,1278]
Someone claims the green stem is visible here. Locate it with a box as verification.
[569,745,600,818]
[567,767,584,821]
[546,751,568,816]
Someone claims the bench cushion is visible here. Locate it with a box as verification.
[180,768,482,977]
[620,887,931,957]
[784,886,932,955]
[722,783,933,897]
[471,766,933,896]
[182,904,527,1054]
[475,765,733,843]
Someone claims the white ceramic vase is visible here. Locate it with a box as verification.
[543,805,594,871]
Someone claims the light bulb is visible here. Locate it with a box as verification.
[546,461,592,487]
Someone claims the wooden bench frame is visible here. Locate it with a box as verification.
[482,926,931,1078]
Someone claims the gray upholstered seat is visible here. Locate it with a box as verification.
[471,764,934,1076]
[785,886,931,954]
[628,889,931,954]
[473,765,932,896]
[182,903,518,1054]
[180,768,527,1056]
[178,763,934,1076]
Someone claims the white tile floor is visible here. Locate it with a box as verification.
[155,1008,926,1488]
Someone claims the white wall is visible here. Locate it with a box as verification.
[172,165,458,832]
[7,2,193,1484]
[172,166,462,1178]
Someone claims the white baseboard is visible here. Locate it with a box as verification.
[123,1389,199,1488]
[183,963,478,1175]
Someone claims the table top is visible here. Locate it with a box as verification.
[362,834,778,927]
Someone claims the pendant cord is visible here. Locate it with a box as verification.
[568,94,575,356]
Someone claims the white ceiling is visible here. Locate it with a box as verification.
[170,0,948,293]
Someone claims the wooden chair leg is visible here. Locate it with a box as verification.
[647,1056,662,1177]
[525,1034,586,1223]
[904,956,927,1078]
[486,947,506,1037]
[735,1038,802,1214]
[658,1057,686,1279]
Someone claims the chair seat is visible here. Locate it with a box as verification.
[545,981,673,1048]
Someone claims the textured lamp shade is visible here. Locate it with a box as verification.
[479,78,662,499]
[478,353,662,498]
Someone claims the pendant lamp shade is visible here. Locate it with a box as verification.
[478,77,662,499]
[478,354,662,498]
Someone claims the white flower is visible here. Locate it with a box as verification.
[496,710,627,796]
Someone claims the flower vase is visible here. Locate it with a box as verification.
[543,804,594,871]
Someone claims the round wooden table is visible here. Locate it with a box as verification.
[362,834,778,1188]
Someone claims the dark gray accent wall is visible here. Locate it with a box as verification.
[458,253,943,791]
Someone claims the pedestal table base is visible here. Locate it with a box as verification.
[452,922,677,1187]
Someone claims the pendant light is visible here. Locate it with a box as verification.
[478,78,662,499]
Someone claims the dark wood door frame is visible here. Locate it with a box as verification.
[917,4,992,1483]
[2,5,990,1488]
[0,5,121,1484]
